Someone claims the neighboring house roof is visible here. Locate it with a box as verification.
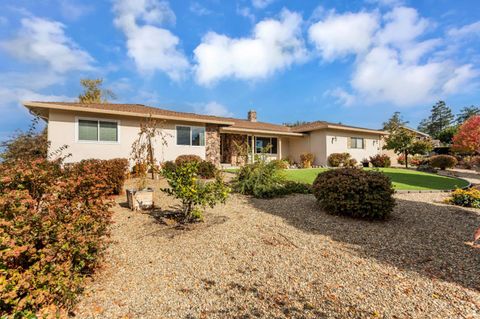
[399,126,431,138]
[23,101,386,137]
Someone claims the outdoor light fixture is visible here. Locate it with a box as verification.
[331,137,337,143]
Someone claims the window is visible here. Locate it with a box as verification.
[248,136,278,154]
[176,126,205,146]
[78,119,118,142]
[350,137,364,149]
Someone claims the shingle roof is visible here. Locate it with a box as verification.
[23,101,385,135]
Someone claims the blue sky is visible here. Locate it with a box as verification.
[0,0,479,140]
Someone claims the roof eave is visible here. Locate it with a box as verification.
[220,126,304,137]
[22,101,236,126]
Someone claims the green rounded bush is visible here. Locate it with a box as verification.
[312,168,395,219]
[268,159,289,170]
[369,154,391,168]
[429,155,458,170]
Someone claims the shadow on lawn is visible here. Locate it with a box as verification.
[248,194,480,291]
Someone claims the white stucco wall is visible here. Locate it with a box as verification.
[48,110,206,164]
[325,129,382,163]
[285,129,382,166]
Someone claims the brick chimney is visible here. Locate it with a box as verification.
[247,110,257,122]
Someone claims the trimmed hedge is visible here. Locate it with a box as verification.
[429,155,458,170]
[312,168,395,219]
[175,154,202,166]
[0,158,116,317]
[197,161,218,179]
[73,158,129,195]
[328,153,351,167]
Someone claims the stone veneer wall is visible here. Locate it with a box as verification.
[205,124,220,166]
[224,134,248,166]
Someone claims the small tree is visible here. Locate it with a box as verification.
[130,117,169,188]
[161,162,230,221]
[452,115,480,154]
[418,101,454,139]
[78,78,116,103]
[383,127,433,168]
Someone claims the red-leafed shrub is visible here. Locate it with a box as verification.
[0,158,114,317]
[369,154,391,167]
[72,158,129,195]
[175,154,203,166]
[312,168,395,219]
[429,155,458,170]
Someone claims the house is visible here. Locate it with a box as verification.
[23,101,388,166]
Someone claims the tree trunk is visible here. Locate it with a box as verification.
[405,151,408,168]
[148,136,155,179]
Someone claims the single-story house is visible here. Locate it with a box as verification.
[23,101,389,166]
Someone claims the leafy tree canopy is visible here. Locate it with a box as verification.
[452,115,480,154]
[382,111,408,132]
[417,101,454,139]
[78,78,116,104]
[456,105,480,125]
[383,127,433,168]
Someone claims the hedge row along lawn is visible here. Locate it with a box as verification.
[282,168,469,191]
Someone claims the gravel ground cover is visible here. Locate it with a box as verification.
[73,178,480,318]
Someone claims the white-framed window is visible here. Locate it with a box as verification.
[176,125,205,146]
[248,136,278,154]
[350,137,364,149]
[76,117,120,143]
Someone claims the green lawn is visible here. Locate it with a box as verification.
[282,167,469,191]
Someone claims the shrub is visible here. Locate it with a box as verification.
[233,161,286,198]
[132,162,147,177]
[369,154,391,168]
[446,188,480,208]
[472,156,480,170]
[327,153,350,167]
[345,158,358,167]
[161,162,229,221]
[175,154,202,166]
[300,153,315,168]
[0,159,113,317]
[397,154,409,166]
[429,155,458,170]
[282,181,312,194]
[162,160,177,174]
[312,168,395,219]
[198,160,218,179]
[361,158,370,167]
[269,159,289,170]
[72,158,129,195]
[410,155,425,167]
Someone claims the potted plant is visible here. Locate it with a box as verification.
[361,158,370,168]
[126,117,168,211]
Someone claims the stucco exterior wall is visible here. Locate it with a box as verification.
[325,129,382,164]
[48,109,206,164]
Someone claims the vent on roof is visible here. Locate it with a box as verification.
[248,110,257,122]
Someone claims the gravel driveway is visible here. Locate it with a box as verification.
[73,178,480,318]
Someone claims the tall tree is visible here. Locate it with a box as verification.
[78,78,116,103]
[417,101,454,138]
[382,111,408,132]
[456,105,480,125]
[383,127,433,168]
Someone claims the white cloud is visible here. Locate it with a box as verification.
[311,6,479,107]
[365,0,404,7]
[194,101,233,117]
[193,9,307,85]
[252,0,275,9]
[376,7,430,47]
[237,6,255,23]
[113,0,189,80]
[59,0,94,21]
[308,11,379,61]
[326,87,356,106]
[447,21,480,38]
[0,17,94,73]
[189,2,212,16]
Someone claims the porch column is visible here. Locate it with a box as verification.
[251,134,255,164]
[278,138,282,160]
